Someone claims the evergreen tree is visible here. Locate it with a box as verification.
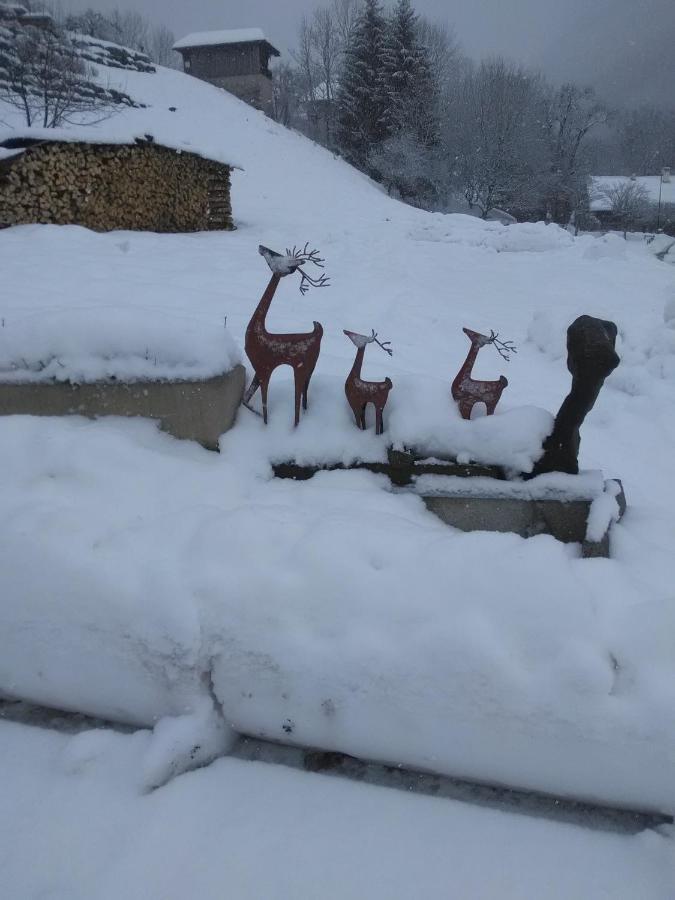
[336,0,388,168]
[381,0,438,147]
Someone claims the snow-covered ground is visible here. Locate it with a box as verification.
[2,716,672,900]
[1,49,675,896]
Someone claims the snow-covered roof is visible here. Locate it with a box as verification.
[0,146,22,161]
[590,174,675,211]
[173,28,279,54]
[0,127,243,171]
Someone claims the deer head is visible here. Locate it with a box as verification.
[463,327,491,348]
[344,329,393,355]
[463,327,517,361]
[259,243,330,294]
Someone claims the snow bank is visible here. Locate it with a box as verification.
[226,371,552,472]
[1,416,674,814]
[0,306,241,383]
[410,218,574,254]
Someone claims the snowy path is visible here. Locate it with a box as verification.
[0,716,673,900]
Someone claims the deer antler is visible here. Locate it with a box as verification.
[487,330,517,362]
[286,242,330,294]
[370,329,393,356]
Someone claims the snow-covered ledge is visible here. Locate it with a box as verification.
[412,471,626,558]
[0,309,245,448]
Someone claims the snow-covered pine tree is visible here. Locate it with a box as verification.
[380,0,438,147]
[336,0,389,168]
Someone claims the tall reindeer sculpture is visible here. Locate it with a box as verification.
[243,244,329,426]
[344,329,393,435]
[451,327,516,419]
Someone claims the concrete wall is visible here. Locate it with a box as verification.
[0,141,234,233]
[421,485,624,559]
[0,365,246,450]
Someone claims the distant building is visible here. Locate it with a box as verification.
[173,28,280,116]
[590,170,674,229]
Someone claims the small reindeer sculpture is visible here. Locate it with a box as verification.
[243,243,329,426]
[452,327,516,419]
[344,329,393,435]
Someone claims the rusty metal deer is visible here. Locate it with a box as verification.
[243,244,329,425]
[344,329,393,435]
[451,328,516,419]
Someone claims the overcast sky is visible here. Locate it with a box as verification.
[61,0,675,106]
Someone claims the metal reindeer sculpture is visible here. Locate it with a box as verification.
[451,327,516,419]
[344,329,393,435]
[243,243,329,425]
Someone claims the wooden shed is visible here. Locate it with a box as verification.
[173,28,280,116]
[0,133,236,233]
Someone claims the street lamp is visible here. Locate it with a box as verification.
[657,171,663,232]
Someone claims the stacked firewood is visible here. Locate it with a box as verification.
[0,141,234,232]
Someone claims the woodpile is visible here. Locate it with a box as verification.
[0,140,234,233]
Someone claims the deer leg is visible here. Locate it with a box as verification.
[458,399,473,420]
[302,363,316,411]
[243,373,260,406]
[259,374,270,425]
[360,404,367,430]
[293,369,304,427]
[375,407,383,435]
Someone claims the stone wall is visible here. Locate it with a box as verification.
[0,140,234,232]
[0,365,246,450]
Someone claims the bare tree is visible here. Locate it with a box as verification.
[293,15,318,103]
[332,0,361,46]
[454,59,544,218]
[541,83,607,222]
[309,7,342,145]
[0,25,113,127]
[272,63,302,127]
[416,18,464,95]
[148,24,180,69]
[291,0,360,146]
[605,181,651,237]
[108,9,149,53]
[64,9,116,41]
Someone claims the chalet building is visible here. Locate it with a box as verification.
[0,133,236,233]
[173,28,280,116]
[590,168,675,233]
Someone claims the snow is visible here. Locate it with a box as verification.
[1,49,675,833]
[2,718,673,900]
[173,28,273,51]
[586,479,622,542]
[1,413,674,814]
[0,295,241,383]
[590,174,675,211]
[413,470,606,500]
[0,145,21,160]
[0,127,244,170]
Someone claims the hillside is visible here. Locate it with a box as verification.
[1,48,675,899]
